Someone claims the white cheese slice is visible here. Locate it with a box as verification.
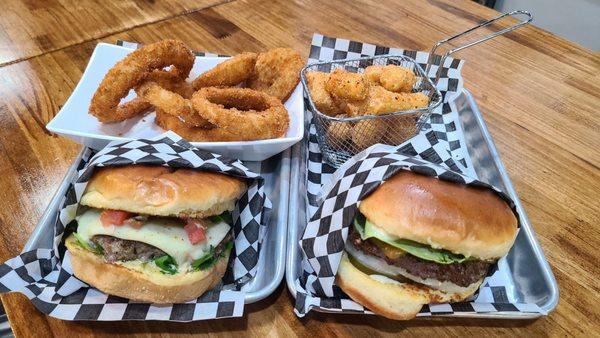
[76,208,231,266]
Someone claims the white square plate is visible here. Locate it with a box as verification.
[47,43,304,161]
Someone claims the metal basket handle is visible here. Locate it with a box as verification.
[425,10,532,85]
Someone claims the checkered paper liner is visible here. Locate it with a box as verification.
[293,34,546,317]
[0,132,272,321]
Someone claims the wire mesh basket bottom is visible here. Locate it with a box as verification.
[303,54,440,167]
[313,113,425,166]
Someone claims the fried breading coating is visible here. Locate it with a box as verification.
[248,48,304,102]
[191,87,289,140]
[305,71,342,116]
[351,119,388,150]
[192,52,257,90]
[364,65,416,93]
[326,115,353,145]
[325,68,369,101]
[137,81,211,128]
[90,39,195,123]
[155,109,240,142]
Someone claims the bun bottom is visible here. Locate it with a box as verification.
[336,252,481,320]
[65,235,228,303]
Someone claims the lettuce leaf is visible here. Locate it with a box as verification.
[353,215,468,264]
[208,211,233,226]
[154,255,178,274]
[191,241,234,271]
[73,232,103,255]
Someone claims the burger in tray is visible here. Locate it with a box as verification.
[65,165,246,303]
[337,171,518,319]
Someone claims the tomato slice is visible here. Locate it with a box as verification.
[126,219,144,229]
[184,219,207,245]
[100,210,131,227]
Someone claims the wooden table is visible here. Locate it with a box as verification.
[1,0,598,336]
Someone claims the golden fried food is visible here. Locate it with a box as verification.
[364,86,429,115]
[305,71,341,116]
[363,65,383,83]
[248,48,304,102]
[364,65,416,93]
[325,68,369,101]
[192,52,257,90]
[136,82,211,128]
[326,116,353,144]
[88,42,302,142]
[155,109,240,142]
[341,85,429,116]
[89,39,194,123]
[351,119,388,150]
[143,70,195,99]
[385,115,419,145]
[191,87,289,140]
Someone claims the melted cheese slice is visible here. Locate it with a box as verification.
[76,209,230,266]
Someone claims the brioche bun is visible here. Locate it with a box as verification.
[65,235,228,303]
[359,171,517,260]
[336,253,480,320]
[80,165,246,218]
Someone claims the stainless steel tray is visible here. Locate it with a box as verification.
[286,89,559,318]
[23,148,291,304]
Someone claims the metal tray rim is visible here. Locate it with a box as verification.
[285,89,559,318]
[23,147,290,305]
[462,90,558,314]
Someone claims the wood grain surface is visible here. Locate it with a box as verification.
[0,0,231,65]
[0,0,598,336]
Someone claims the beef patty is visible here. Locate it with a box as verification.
[92,233,233,263]
[348,227,489,287]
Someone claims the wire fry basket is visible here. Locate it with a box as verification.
[301,55,440,166]
[301,10,532,167]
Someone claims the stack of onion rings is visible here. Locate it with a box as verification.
[89,40,300,142]
[89,39,194,123]
[154,109,240,142]
[192,52,257,90]
[247,48,304,102]
[191,87,289,140]
[191,47,303,102]
[136,81,211,128]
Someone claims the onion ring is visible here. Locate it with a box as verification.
[154,109,240,142]
[136,82,211,128]
[141,70,195,99]
[247,48,304,102]
[191,87,289,140]
[89,39,194,123]
[191,52,257,90]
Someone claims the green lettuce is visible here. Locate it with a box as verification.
[191,242,234,271]
[73,233,103,255]
[154,255,178,275]
[353,214,468,264]
[208,211,233,226]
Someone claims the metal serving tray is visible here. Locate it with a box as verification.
[286,89,559,318]
[23,148,291,304]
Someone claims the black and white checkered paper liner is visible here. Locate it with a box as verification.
[0,131,272,321]
[294,34,545,317]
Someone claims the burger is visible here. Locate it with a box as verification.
[65,165,246,303]
[336,171,518,320]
